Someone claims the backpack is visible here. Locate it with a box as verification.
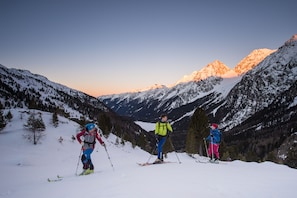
[83,131,96,145]
[216,130,222,143]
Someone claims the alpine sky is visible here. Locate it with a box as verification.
[0,0,296,96]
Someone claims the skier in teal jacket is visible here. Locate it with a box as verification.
[205,123,221,161]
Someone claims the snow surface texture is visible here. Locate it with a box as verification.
[1,109,297,198]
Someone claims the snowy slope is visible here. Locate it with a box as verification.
[0,64,108,119]
[0,65,152,153]
[1,109,297,198]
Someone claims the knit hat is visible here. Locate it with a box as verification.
[211,123,218,129]
[85,123,95,131]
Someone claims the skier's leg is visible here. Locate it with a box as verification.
[214,144,220,159]
[83,148,93,169]
[211,137,214,160]
[81,151,89,169]
[88,149,94,170]
[157,137,166,160]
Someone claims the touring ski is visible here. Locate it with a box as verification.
[47,170,102,182]
[137,161,174,166]
[196,157,228,164]
[47,175,63,182]
[196,159,219,164]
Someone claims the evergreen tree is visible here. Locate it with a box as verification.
[285,143,297,168]
[78,116,88,131]
[98,114,112,136]
[52,111,59,127]
[138,133,148,150]
[115,137,120,145]
[121,136,125,145]
[185,108,209,155]
[27,96,37,109]
[0,110,6,130]
[24,112,46,145]
[5,110,13,121]
[0,103,6,130]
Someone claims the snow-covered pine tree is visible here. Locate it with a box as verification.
[0,110,6,130]
[24,111,46,145]
[52,111,59,127]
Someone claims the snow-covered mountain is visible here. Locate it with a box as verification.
[0,65,154,151]
[100,35,297,129]
[99,34,297,165]
[219,35,297,130]
[100,75,241,125]
[174,48,275,85]
[0,65,108,117]
[212,35,297,165]
[175,60,233,84]
[99,47,276,126]
[234,48,276,75]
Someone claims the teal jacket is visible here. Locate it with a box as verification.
[206,128,221,144]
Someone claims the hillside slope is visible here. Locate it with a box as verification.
[1,109,297,198]
[0,65,154,152]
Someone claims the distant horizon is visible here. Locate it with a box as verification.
[0,44,275,97]
[0,45,286,97]
[1,0,296,97]
[1,44,284,97]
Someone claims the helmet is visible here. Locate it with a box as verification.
[85,123,95,131]
[211,123,218,129]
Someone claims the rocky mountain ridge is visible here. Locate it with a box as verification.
[0,65,154,151]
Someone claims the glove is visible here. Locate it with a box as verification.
[167,132,171,138]
[155,135,159,143]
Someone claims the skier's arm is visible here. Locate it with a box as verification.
[166,122,173,132]
[76,130,85,144]
[155,122,159,135]
[95,130,104,145]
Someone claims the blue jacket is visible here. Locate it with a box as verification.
[206,128,221,144]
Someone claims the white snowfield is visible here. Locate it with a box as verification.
[0,109,296,198]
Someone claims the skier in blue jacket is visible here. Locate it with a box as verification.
[205,123,221,161]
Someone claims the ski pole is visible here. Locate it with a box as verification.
[146,142,157,163]
[75,148,83,176]
[103,145,115,171]
[211,136,214,160]
[203,138,209,158]
[168,136,181,164]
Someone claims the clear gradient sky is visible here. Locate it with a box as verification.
[1,0,296,97]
